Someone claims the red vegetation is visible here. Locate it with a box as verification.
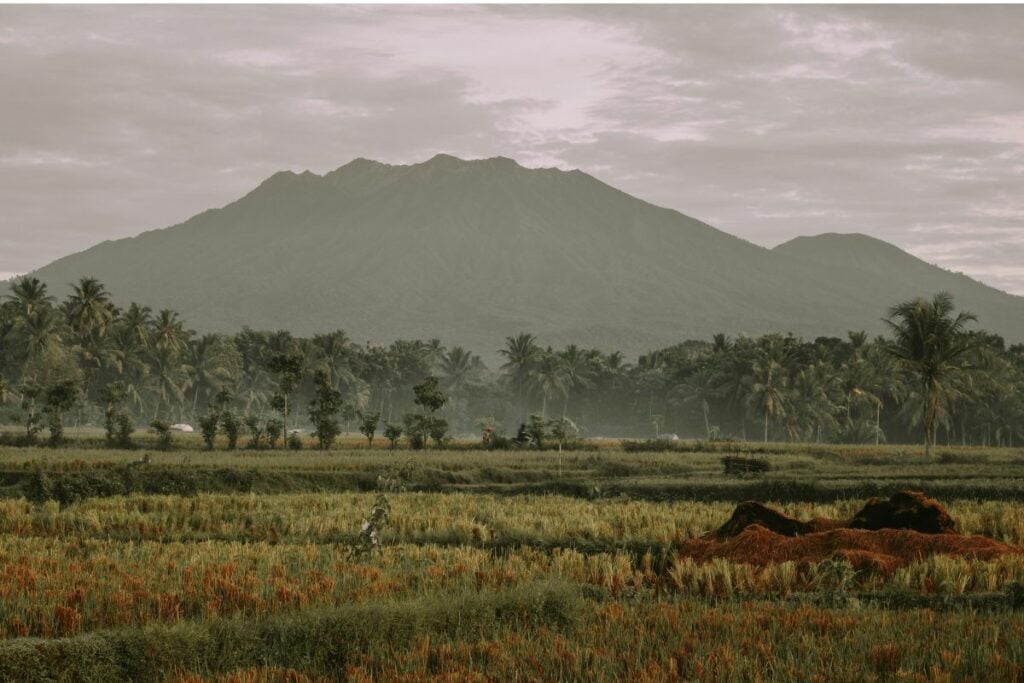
[680,524,1017,573]
[688,491,1017,572]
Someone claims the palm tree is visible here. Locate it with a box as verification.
[152,309,189,354]
[846,342,905,445]
[5,276,53,319]
[500,333,541,422]
[712,336,758,441]
[787,362,841,442]
[671,365,718,439]
[441,346,483,394]
[883,292,978,456]
[185,335,237,416]
[530,350,569,419]
[15,307,65,381]
[746,335,791,443]
[66,277,114,340]
[64,278,117,405]
[146,345,190,420]
[440,346,484,433]
[558,344,593,419]
[122,303,154,350]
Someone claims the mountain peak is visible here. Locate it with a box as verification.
[422,153,464,167]
[774,232,916,263]
[336,157,388,171]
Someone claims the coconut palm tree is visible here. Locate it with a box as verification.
[440,346,484,433]
[146,345,190,420]
[558,344,594,419]
[746,335,792,443]
[671,365,719,439]
[500,333,541,422]
[5,276,53,319]
[185,335,238,416]
[66,277,114,340]
[151,309,190,354]
[530,350,569,419]
[883,292,978,456]
[121,303,154,350]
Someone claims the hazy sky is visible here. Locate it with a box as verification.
[2,5,1023,293]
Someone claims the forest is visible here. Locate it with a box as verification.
[1,275,1021,450]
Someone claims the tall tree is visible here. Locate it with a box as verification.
[883,292,978,456]
[500,333,541,422]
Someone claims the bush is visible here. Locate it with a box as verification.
[266,419,283,449]
[220,411,240,450]
[149,421,172,451]
[244,415,265,450]
[199,413,219,450]
[383,423,403,450]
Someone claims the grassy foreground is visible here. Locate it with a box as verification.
[0,441,1022,680]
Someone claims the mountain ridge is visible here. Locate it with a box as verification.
[16,154,1024,356]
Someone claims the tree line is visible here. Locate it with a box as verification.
[0,276,1021,452]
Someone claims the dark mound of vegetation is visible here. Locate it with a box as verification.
[849,490,957,534]
[714,490,958,539]
[714,502,843,539]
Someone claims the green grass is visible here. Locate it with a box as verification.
[2,440,1023,504]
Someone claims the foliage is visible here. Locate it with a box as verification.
[220,410,240,450]
[243,414,264,450]
[198,413,219,451]
[307,371,343,450]
[149,420,172,450]
[265,419,283,449]
[101,382,133,449]
[43,379,80,447]
[526,414,547,448]
[1,277,1022,451]
[548,416,579,450]
[884,293,980,456]
[383,423,403,449]
[358,412,380,448]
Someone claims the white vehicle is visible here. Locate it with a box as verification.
[169,423,194,433]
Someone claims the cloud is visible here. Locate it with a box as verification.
[0,5,1022,294]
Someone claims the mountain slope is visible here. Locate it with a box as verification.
[24,156,1024,355]
[772,233,1024,339]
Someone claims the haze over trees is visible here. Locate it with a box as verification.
[1,276,1021,448]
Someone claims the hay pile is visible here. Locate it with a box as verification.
[681,490,1018,572]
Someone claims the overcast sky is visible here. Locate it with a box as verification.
[2,5,1023,294]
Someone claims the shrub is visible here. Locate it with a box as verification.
[199,413,219,450]
[244,414,264,449]
[149,420,172,451]
[359,412,381,448]
[220,411,240,450]
[265,419,283,449]
[383,423,403,450]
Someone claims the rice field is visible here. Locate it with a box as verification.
[1,442,1023,681]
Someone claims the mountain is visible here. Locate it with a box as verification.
[22,154,1024,356]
